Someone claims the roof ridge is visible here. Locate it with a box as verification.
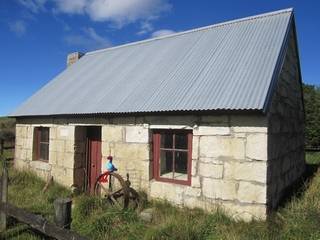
[86,8,293,56]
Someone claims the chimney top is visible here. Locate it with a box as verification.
[67,52,84,67]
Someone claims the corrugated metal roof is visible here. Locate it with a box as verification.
[11,8,294,117]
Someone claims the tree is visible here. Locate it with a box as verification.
[303,83,320,148]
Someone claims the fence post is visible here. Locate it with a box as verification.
[0,139,8,232]
[54,198,72,229]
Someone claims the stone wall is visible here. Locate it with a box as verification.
[15,123,76,186]
[148,115,268,221]
[16,114,268,221]
[267,26,305,209]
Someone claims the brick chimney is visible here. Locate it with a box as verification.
[67,52,84,67]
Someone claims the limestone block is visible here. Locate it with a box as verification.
[150,181,184,204]
[57,126,74,139]
[49,127,57,140]
[49,151,57,165]
[191,160,197,176]
[16,125,27,138]
[185,187,201,197]
[30,161,52,171]
[194,126,230,136]
[192,136,199,159]
[191,176,201,188]
[199,163,223,179]
[222,202,267,221]
[51,140,65,153]
[224,161,267,183]
[65,140,75,153]
[102,125,123,142]
[125,126,149,143]
[230,138,245,160]
[246,133,268,161]
[26,149,33,161]
[237,182,266,204]
[184,197,217,211]
[202,178,237,200]
[200,136,229,158]
[199,136,245,160]
[114,143,149,161]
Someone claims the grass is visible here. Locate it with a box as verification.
[1,152,320,240]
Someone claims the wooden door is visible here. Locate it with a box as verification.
[86,127,102,194]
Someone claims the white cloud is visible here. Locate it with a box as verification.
[64,27,112,51]
[53,0,87,14]
[18,0,47,13]
[9,20,27,36]
[151,29,175,38]
[53,0,171,28]
[136,21,154,35]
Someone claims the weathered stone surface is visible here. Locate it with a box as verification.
[202,178,237,200]
[191,160,197,176]
[224,161,267,183]
[191,176,201,188]
[125,126,149,143]
[30,161,52,171]
[194,126,230,136]
[139,208,155,222]
[199,136,245,159]
[222,202,267,221]
[246,133,268,160]
[185,187,201,197]
[150,181,184,204]
[192,136,199,159]
[114,143,149,160]
[237,182,266,204]
[102,125,123,142]
[199,163,223,179]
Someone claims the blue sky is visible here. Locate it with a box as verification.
[0,0,319,116]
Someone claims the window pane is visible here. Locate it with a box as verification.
[160,150,173,178]
[41,128,49,142]
[40,143,49,160]
[160,133,173,149]
[174,151,188,180]
[175,133,188,149]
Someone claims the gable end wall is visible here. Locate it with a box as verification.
[267,25,305,210]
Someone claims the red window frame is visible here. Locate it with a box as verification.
[152,129,192,185]
[33,127,49,162]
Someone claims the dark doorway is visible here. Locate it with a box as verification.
[86,126,102,194]
[74,126,102,194]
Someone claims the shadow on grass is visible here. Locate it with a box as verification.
[277,161,320,209]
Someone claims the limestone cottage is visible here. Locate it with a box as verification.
[10,8,305,221]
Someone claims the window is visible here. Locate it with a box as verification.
[33,127,49,161]
[153,130,192,185]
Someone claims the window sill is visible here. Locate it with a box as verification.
[153,176,191,186]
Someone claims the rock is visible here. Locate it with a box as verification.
[139,208,155,222]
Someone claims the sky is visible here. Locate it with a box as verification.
[0,0,319,116]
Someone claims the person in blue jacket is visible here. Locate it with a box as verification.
[106,155,117,172]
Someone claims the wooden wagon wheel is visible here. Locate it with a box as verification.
[94,172,139,210]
